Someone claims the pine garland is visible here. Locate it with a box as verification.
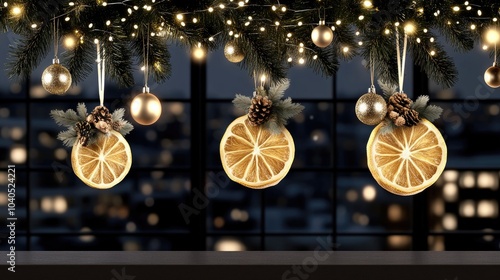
[50,103,134,147]
[1,0,499,86]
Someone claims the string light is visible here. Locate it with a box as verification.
[485,28,500,44]
[363,1,373,8]
[10,5,23,16]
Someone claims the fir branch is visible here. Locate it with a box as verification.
[265,118,284,135]
[111,108,125,123]
[76,103,88,119]
[232,94,252,113]
[378,80,398,100]
[410,31,458,88]
[57,129,78,147]
[50,109,83,128]
[379,120,397,135]
[411,95,429,112]
[421,105,443,122]
[267,79,290,102]
[63,39,94,85]
[103,37,134,87]
[8,21,51,80]
[117,120,134,136]
[274,98,305,125]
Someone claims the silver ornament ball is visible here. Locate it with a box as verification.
[224,40,245,63]
[311,23,333,48]
[131,92,162,125]
[355,92,387,125]
[484,64,500,88]
[41,62,72,95]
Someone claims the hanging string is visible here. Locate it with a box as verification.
[369,53,375,91]
[96,40,106,107]
[143,24,150,92]
[495,26,498,65]
[395,26,409,93]
[53,18,59,62]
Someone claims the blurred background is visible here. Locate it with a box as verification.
[0,31,500,251]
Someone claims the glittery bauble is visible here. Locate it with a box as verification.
[41,63,72,95]
[311,25,333,48]
[355,93,387,125]
[484,65,500,88]
[131,93,162,125]
[224,40,245,63]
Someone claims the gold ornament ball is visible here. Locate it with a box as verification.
[311,25,333,48]
[41,63,72,95]
[224,41,245,63]
[484,65,500,88]
[355,92,387,125]
[131,93,162,125]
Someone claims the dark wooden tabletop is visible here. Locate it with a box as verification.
[1,251,499,280]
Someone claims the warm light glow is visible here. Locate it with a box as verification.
[363,0,372,8]
[485,28,500,44]
[362,185,376,201]
[443,183,458,202]
[10,146,26,163]
[53,196,68,214]
[10,5,23,16]
[404,23,416,34]
[477,200,498,218]
[192,45,206,61]
[214,238,246,251]
[442,214,457,230]
[63,35,77,49]
[459,200,475,217]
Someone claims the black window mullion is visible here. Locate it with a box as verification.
[190,59,208,250]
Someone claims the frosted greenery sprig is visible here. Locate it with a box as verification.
[233,79,304,134]
[50,103,134,147]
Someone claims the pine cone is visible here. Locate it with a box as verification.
[75,121,93,146]
[89,106,112,133]
[402,109,420,127]
[387,93,414,127]
[389,93,412,111]
[248,95,273,126]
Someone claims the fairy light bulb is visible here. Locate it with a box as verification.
[10,5,23,16]
[404,23,416,34]
[486,28,500,44]
[363,1,372,8]
[63,35,77,49]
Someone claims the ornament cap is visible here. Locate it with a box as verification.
[493,61,498,67]
[52,58,60,64]
[143,86,150,93]
[368,86,376,93]
[318,20,326,26]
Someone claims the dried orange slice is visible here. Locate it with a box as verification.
[367,119,447,196]
[71,130,132,189]
[220,116,295,189]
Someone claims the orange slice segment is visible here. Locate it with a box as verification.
[220,116,295,189]
[72,130,132,189]
[367,119,447,196]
